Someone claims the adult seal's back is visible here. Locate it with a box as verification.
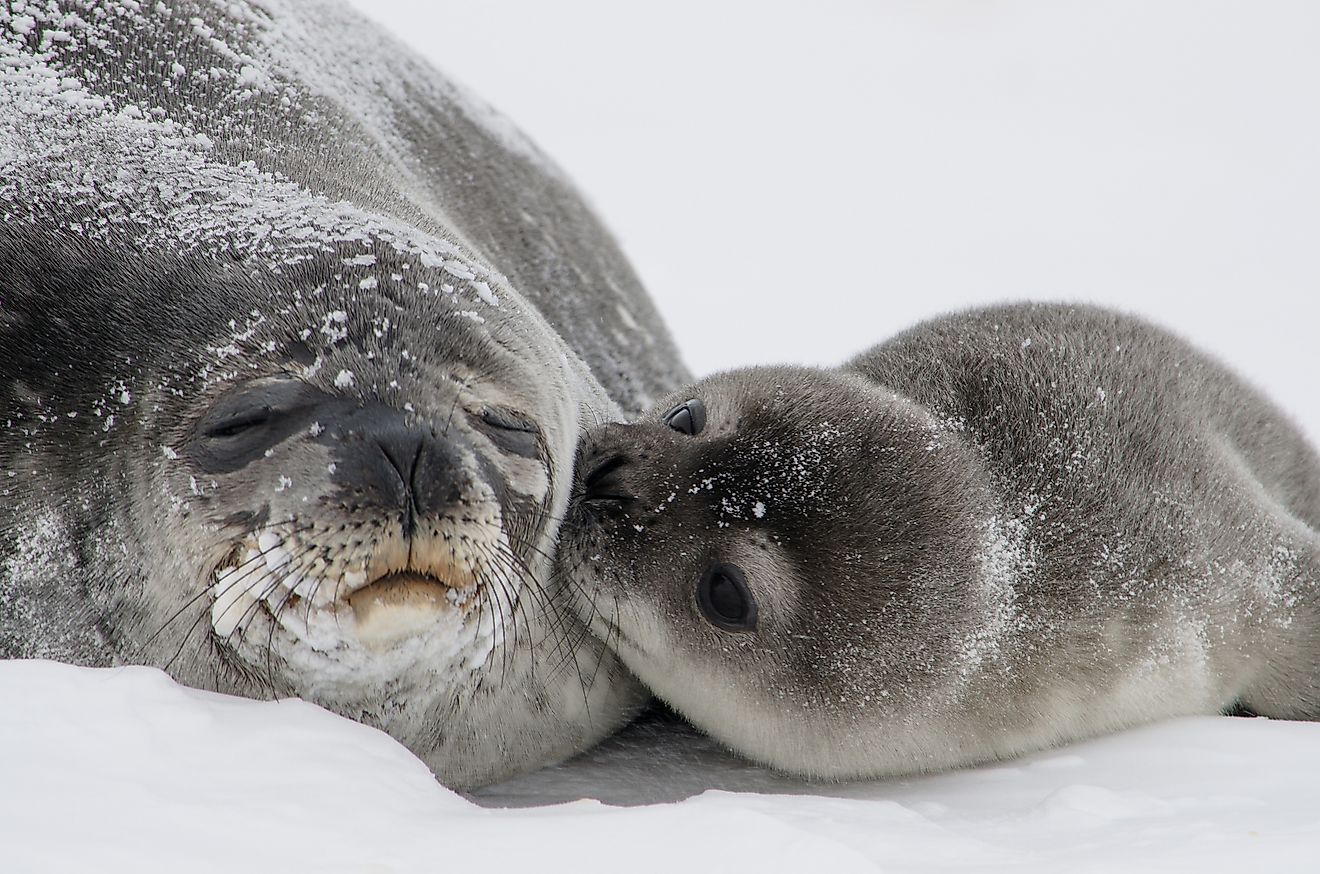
[0,1,688,789]
[564,303,1320,779]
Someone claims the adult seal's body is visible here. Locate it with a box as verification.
[0,1,688,789]
[564,303,1320,780]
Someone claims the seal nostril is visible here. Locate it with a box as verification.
[584,454,627,489]
[582,453,634,504]
[375,435,428,537]
[376,438,421,491]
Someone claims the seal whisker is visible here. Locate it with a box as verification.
[482,537,590,688]
[474,540,544,640]
[249,545,336,691]
[454,539,514,685]
[137,522,319,660]
[440,375,472,439]
[466,582,503,696]
[541,554,609,707]
[479,561,518,688]
[476,540,579,689]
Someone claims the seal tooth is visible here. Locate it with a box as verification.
[264,544,292,572]
[257,530,281,553]
[213,565,246,598]
[343,567,367,591]
[275,570,298,595]
[212,568,257,637]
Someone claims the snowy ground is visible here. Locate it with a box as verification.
[3,660,1317,873]
[7,2,1320,871]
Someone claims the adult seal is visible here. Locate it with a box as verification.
[0,1,688,789]
[563,303,1320,780]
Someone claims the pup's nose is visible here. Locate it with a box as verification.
[580,452,634,506]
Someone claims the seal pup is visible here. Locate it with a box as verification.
[0,0,688,788]
[562,303,1320,780]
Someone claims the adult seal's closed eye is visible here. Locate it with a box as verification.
[562,303,1320,780]
[0,0,688,789]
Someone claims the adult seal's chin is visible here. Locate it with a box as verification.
[0,0,682,789]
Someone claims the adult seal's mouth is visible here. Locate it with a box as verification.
[347,573,474,649]
[210,531,486,653]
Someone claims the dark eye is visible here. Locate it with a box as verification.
[205,406,273,438]
[480,407,539,434]
[697,563,757,632]
[475,406,541,458]
[663,398,706,436]
[189,378,326,474]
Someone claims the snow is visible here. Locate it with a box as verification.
[2,660,1317,873]
[6,1,1320,870]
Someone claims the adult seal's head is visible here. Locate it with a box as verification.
[0,1,688,789]
[561,304,1320,781]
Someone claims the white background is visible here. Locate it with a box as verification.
[350,0,1320,434]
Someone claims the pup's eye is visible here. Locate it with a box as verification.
[662,398,706,436]
[697,562,757,632]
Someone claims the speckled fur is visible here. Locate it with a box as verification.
[563,303,1320,780]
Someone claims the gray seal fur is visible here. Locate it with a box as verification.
[562,303,1320,780]
[0,0,688,789]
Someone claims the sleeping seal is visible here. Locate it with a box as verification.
[561,303,1320,780]
[0,0,688,788]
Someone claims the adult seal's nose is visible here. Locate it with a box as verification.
[331,405,467,534]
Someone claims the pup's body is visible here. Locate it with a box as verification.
[562,303,1320,779]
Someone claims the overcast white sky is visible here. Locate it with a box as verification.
[347,1,1320,435]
